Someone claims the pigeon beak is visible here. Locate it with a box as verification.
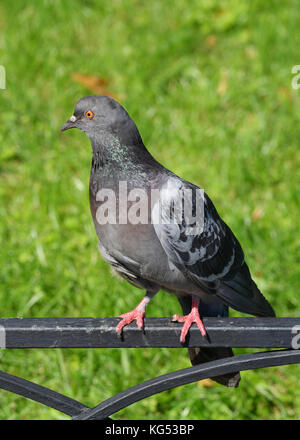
[60,115,77,132]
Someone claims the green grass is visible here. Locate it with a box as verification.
[0,0,300,420]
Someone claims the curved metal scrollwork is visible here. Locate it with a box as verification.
[0,318,300,419]
[0,349,299,419]
[0,370,88,417]
[73,349,300,420]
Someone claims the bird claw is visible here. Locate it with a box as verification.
[116,308,145,337]
[172,309,206,343]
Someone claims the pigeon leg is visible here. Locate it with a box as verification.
[172,296,206,343]
[116,291,157,337]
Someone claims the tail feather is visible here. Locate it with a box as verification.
[217,263,275,318]
[177,263,274,387]
[188,346,240,387]
[177,295,241,388]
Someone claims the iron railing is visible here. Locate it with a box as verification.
[0,317,300,419]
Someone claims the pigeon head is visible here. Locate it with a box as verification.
[61,95,142,148]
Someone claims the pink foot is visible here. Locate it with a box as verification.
[172,298,206,343]
[116,295,154,337]
[116,308,145,336]
[116,295,152,337]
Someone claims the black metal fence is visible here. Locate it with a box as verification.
[0,317,300,419]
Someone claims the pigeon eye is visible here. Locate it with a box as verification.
[85,110,94,119]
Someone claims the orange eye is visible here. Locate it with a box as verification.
[85,110,94,119]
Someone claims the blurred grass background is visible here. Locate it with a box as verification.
[0,0,299,420]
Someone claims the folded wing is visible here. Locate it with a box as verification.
[152,177,275,317]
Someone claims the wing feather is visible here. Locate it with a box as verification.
[152,178,244,287]
[152,177,275,317]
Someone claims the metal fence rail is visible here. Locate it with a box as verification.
[0,317,300,419]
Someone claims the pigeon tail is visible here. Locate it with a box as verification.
[188,346,241,387]
[217,263,275,318]
[177,295,241,388]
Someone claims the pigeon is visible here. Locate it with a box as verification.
[61,95,275,387]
